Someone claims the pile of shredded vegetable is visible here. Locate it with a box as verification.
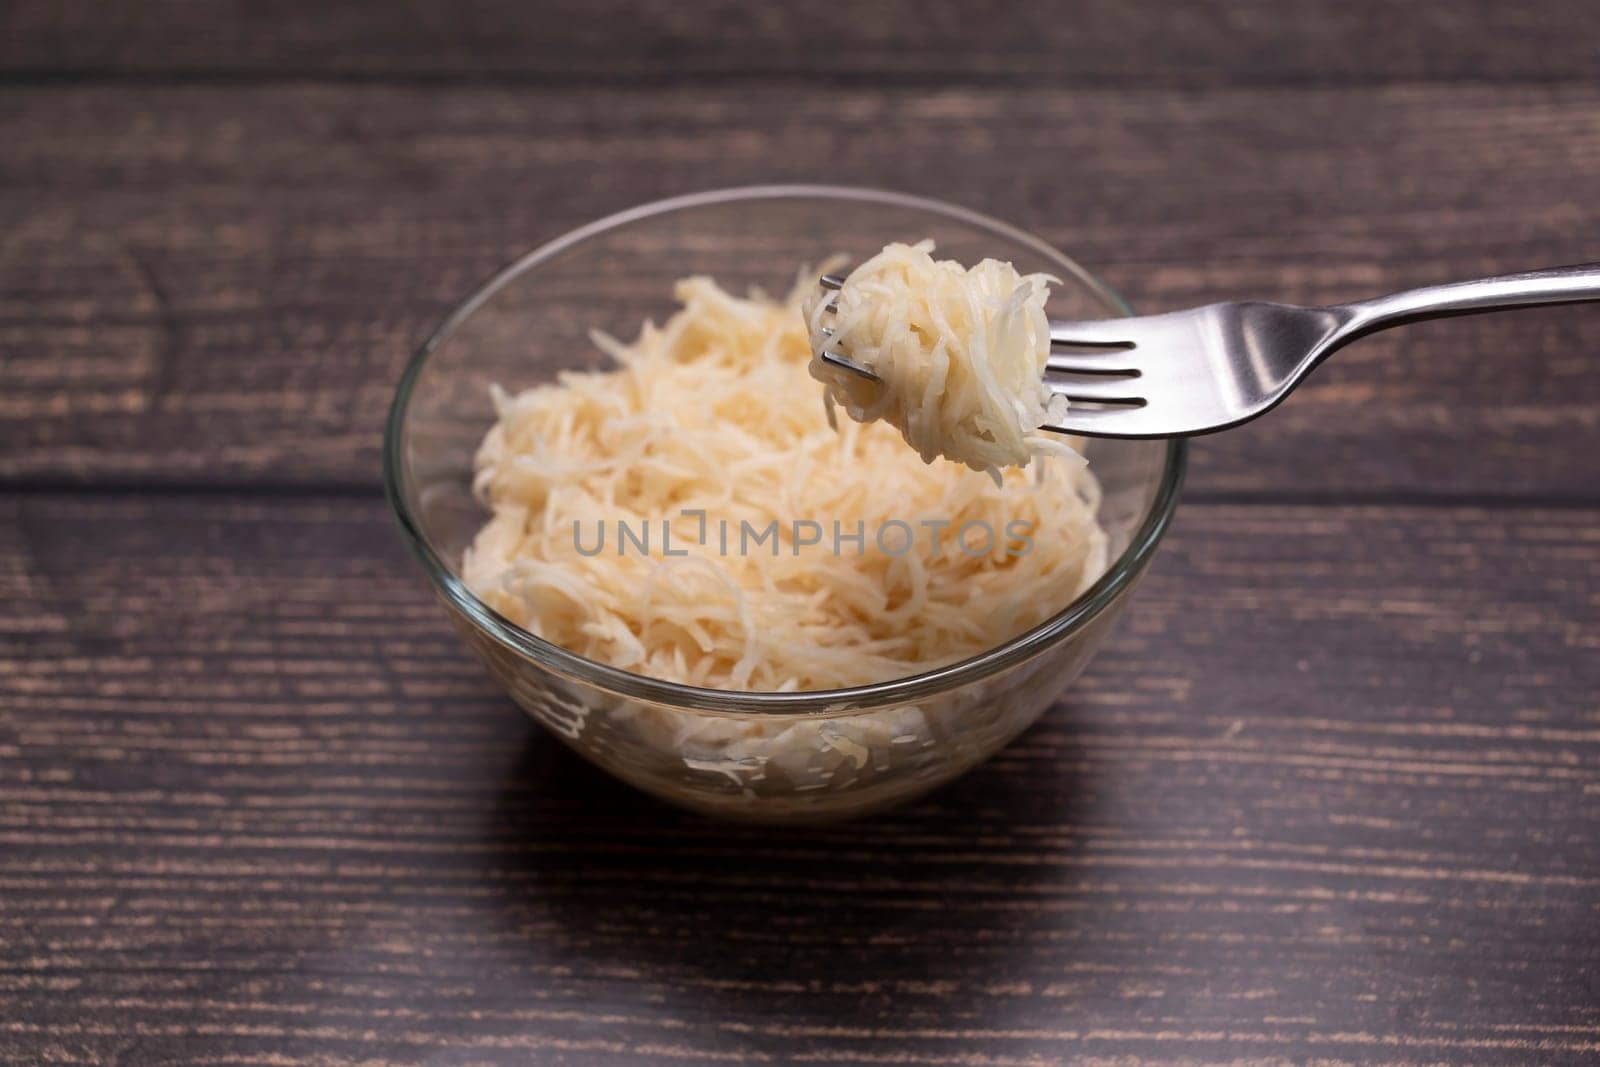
[805,240,1074,478]
[464,268,1107,692]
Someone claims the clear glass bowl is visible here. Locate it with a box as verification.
[384,186,1185,823]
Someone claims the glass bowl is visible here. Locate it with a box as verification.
[384,186,1185,823]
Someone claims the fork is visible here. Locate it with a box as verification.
[817,264,1600,438]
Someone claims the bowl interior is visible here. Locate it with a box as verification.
[387,186,1181,707]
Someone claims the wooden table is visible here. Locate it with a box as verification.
[4,4,1598,1063]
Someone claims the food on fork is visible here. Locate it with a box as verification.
[804,240,1080,480]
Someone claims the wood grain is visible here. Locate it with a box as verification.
[7,6,1600,1062]
[3,83,1598,496]
[2,492,1596,1065]
[3,0,1597,87]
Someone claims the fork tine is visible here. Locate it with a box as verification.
[1044,405,1175,438]
[819,274,847,291]
[1049,319,1138,348]
[818,350,881,382]
[1042,411,1137,437]
[1046,377,1145,405]
[1046,353,1139,373]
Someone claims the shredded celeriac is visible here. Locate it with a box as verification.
[805,240,1075,479]
[464,269,1107,693]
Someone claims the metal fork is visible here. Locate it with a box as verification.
[817,264,1600,437]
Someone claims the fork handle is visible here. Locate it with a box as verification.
[1336,262,1600,335]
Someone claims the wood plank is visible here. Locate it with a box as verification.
[3,83,1598,497]
[3,0,1596,87]
[1,492,1596,1064]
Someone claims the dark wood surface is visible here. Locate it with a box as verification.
[5,81,1600,496]
[9,85,1600,499]
[4,0,1597,86]
[2,4,1598,1064]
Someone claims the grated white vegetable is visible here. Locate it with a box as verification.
[464,268,1108,693]
[805,240,1076,480]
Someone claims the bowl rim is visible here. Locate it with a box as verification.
[383,184,1186,714]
